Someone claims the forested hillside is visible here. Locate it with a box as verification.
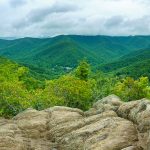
[0,35,150,79]
[99,48,150,78]
[1,35,150,118]
[1,56,150,117]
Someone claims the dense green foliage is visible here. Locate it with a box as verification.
[75,59,91,81]
[1,57,150,118]
[0,57,32,116]
[1,35,150,79]
[99,49,150,78]
[114,77,150,101]
[0,58,96,117]
[1,35,150,118]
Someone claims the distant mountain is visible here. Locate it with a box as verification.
[99,48,150,78]
[0,37,18,40]
[0,35,150,78]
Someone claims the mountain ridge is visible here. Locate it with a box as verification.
[0,35,150,78]
[99,48,150,78]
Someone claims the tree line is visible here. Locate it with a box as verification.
[0,58,150,118]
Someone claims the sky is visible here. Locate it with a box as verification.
[0,0,150,37]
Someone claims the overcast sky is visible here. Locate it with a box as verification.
[0,0,150,37]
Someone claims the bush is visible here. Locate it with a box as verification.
[114,77,150,101]
[44,75,96,110]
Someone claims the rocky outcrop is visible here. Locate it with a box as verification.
[0,95,150,150]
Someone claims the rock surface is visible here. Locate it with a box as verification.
[0,95,150,150]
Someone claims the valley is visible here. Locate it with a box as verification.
[0,35,150,79]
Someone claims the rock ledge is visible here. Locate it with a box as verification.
[0,95,150,150]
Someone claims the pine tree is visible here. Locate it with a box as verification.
[75,59,91,81]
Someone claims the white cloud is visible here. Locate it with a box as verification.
[0,0,150,37]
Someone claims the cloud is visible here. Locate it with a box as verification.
[0,0,150,37]
[105,16,125,28]
[122,16,150,34]
[9,0,27,7]
[13,1,79,29]
[28,2,78,22]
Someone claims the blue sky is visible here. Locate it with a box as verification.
[0,0,150,37]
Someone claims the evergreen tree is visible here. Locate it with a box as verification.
[75,59,91,81]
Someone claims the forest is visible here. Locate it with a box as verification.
[0,35,150,117]
[1,55,150,118]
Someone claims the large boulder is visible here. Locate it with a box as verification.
[0,95,150,150]
[118,99,150,150]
